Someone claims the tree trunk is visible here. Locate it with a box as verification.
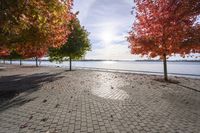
[39,59,42,66]
[36,57,38,67]
[20,59,22,66]
[163,53,168,81]
[3,59,5,64]
[10,59,12,64]
[69,56,72,71]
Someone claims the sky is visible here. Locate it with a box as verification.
[73,0,139,60]
[73,0,199,60]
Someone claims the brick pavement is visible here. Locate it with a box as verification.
[0,65,200,133]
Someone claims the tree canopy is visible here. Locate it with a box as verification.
[49,15,91,63]
[128,0,200,80]
[0,47,10,59]
[128,0,200,58]
[0,0,73,59]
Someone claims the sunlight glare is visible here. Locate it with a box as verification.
[101,31,115,43]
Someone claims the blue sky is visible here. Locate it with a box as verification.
[73,0,139,60]
[73,0,199,60]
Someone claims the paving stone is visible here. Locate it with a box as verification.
[0,65,200,133]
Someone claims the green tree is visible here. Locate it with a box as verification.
[49,17,91,71]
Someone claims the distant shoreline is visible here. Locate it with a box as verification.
[1,59,200,62]
[1,63,200,79]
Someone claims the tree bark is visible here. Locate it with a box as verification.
[36,57,38,67]
[163,53,168,81]
[69,56,72,71]
[20,59,22,66]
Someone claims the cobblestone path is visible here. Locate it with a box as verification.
[0,65,200,133]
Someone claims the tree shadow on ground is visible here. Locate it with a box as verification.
[154,78,200,93]
[0,72,64,111]
[20,66,46,68]
[64,70,76,72]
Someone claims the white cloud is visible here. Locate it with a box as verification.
[73,0,200,60]
[74,0,136,60]
[73,0,96,22]
[86,41,140,60]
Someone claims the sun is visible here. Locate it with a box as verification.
[101,31,115,43]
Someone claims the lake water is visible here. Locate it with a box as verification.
[2,60,200,78]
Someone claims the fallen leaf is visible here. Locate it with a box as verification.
[41,118,48,122]
[43,99,47,103]
[20,122,28,129]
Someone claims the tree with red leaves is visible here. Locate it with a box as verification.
[16,45,47,67]
[0,48,10,63]
[128,0,200,81]
[0,0,73,66]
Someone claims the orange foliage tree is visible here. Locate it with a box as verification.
[0,0,73,65]
[16,45,47,67]
[0,51,9,58]
[0,48,10,63]
[128,0,200,81]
